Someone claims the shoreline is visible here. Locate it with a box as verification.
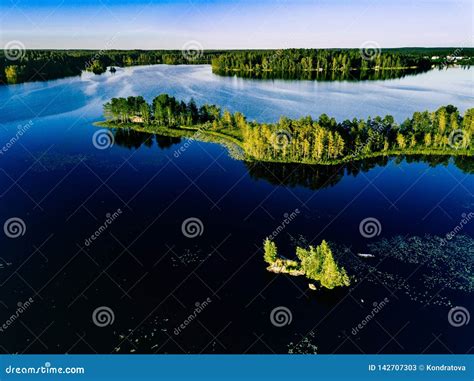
[94,120,473,167]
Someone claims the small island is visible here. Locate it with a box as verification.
[264,239,350,290]
[96,94,473,166]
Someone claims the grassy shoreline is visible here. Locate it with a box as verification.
[94,120,473,166]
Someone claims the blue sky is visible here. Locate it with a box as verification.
[0,0,472,49]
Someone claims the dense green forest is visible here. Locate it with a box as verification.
[100,94,473,165]
[1,47,473,84]
[211,48,474,80]
[211,49,432,75]
[0,49,223,84]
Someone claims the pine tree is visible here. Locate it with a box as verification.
[263,238,277,264]
[318,241,350,289]
[296,240,350,288]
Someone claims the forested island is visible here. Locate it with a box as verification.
[98,94,473,166]
[211,48,474,80]
[211,49,432,79]
[264,239,350,289]
[1,47,473,84]
[0,49,222,84]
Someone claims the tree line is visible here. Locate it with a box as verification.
[211,48,433,76]
[2,48,473,85]
[0,49,223,84]
[102,94,473,165]
[240,106,473,163]
[103,94,221,127]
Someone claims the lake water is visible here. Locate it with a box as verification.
[0,65,472,354]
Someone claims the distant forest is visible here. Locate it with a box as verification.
[0,49,222,84]
[1,47,473,85]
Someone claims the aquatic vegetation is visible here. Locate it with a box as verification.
[170,248,211,267]
[114,315,170,353]
[288,331,318,354]
[334,235,474,306]
[27,152,89,172]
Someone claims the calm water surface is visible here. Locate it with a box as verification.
[0,66,472,354]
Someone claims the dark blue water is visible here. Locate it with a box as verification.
[0,66,472,354]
